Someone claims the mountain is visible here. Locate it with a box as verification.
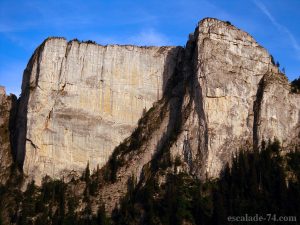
[0,17,299,224]
[94,18,300,212]
[13,18,300,184]
[15,38,180,184]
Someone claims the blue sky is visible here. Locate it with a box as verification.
[1,0,300,95]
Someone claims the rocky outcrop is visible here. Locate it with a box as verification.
[0,87,16,184]
[11,17,300,197]
[95,18,300,212]
[16,39,180,184]
[180,18,288,178]
[172,19,299,179]
[254,73,300,148]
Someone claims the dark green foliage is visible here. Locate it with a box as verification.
[64,197,77,225]
[291,76,300,93]
[84,40,96,44]
[1,141,299,225]
[212,142,299,224]
[18,181,37,224]
[83,162,93,198]
[89,177,99,196]
[96,204,110,225]
[71,38,80,43]
[112,176,140,225]
[271,55,275,65]
[112,171,211,225]
[225,21,232,25]
[40,177,66,204]
[104,149,123,183]
[114,141,300,225]
[85,162,91,184]
[69,39,97,45]
[2,172,110,225]
[163,173,197,225]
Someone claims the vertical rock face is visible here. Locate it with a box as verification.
[17,39,180,183]
[0,87,16,184]
[191,18,280,177]
[172,18,299,178]
[255,73,300,147]
[95,18,300,212]
[13,17,300,192]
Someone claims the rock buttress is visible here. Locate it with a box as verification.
[95,18,300,212]
[15,18,300,196]
[17,38,180,184]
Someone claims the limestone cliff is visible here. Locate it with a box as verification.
[0,87,16,184]
[16,39,180,184]
[12,17,300,195]
[254,73,300,148]
[95,18,300,212]
[178,18,299,178]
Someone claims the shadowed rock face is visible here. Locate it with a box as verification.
[12,18,300,191]
[0,87,17,185]
[96,18,300,212]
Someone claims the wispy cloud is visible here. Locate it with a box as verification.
[76,29,171,47]
[0,23,29,33]
[254,0,300,57]
[127,29,171,46]
[0,19,42,33]
[3,33,39,51]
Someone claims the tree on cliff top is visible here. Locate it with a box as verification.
[291,76,300,93]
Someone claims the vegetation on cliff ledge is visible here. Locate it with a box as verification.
[291,76,300,93]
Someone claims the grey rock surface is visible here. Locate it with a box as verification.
[181,18,299,178]
[95,18,300,212]
[16,39,180,184]
[12,17,300,201]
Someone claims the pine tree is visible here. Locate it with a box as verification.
[19,181,36,224]
[212,190,226,225]
[96,204,110,225]
[63,198,77,225]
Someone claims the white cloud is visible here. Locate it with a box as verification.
[254,0,300,56]
[128,29,171,46]
[0,21,38,33]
